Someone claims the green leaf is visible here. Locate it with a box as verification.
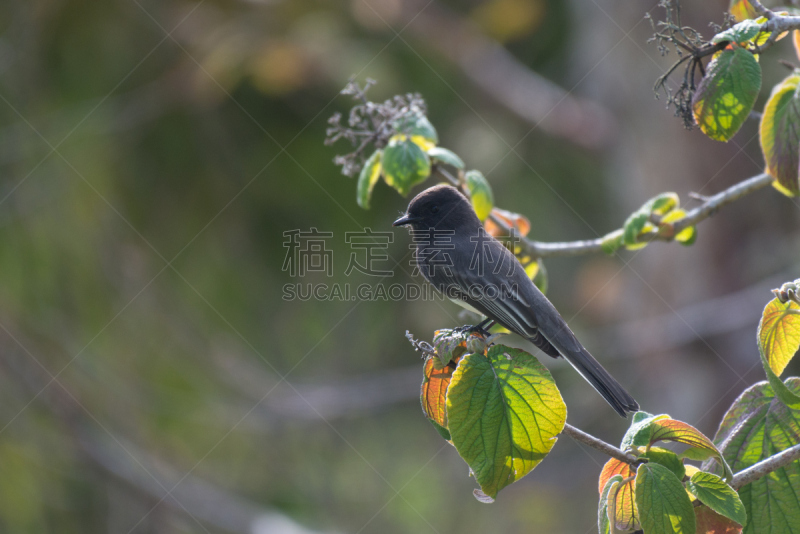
[757,298,800,408]
[760,73,800,196]
[709,378,800,533]
[729,0,760,22]
[428,419,451,441]
[381,135,431,196]
[599,475,624,534]
[642,447,685,481]
[686,471,747,526]
[620,412,669,450]
[427,146,464,169]
[711,19,764,44]
[600,229,624,255]
[635,463,696,534]
[650,192,680,215]
[464,170,494,221]
[356,150,383,209]
[692,46,761,142]
[446,345,567,499]
[622,210,650,249]
[393,111,438,144]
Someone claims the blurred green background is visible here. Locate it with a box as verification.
[1,0,799,532]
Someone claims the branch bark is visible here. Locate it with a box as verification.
[438,167,774,259]
[731,443,800,490]
[561,423,638,465]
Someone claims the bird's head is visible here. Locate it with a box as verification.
[392,184,479,231]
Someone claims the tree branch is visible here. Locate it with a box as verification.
[437,167,774,259]
[561,423,638,465]
[731,443,800,490]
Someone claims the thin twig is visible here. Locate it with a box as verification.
[438,168,774,259]
[561,423,638,464]
[731,443,800,489]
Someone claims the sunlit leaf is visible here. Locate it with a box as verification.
[427,146,465,169]
[642,446,685,481]
[464,170,494,221]
[381,134,431,196]
[446,345,566,499]
[598,458,639,531]
[758,297,800,377]
[757,298,800,408]
[635,462,696,534]
[598,474,623,534]
[356,149,383,209]
[484,207,531,238]
[692,46,761,142]
[686,471,747,526]
[729,0,760,22]
[393,111,438,144]
[651,192,680,215]
[421,357,455,435]
[760,73,800,196]
[649,419,733,481]
[695,505,744,534]
[709,378,800,533]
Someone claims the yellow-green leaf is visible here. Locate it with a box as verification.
[635,463,696,534]
[760,73,800,196]
[686,471,747,526]
[446,345,566,499]
[464,170,494,221]
[381,134,431,196]
[649,418,733,481]
[692,46,761,142]
[356,149,382,209]
[758,297,800,377]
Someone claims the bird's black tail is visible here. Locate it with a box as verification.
[532,336,639,417]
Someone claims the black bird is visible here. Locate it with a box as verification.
[393,184,639,417]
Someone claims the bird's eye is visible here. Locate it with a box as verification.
[431,205,440,214]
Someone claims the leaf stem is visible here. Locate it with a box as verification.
[731,443,800,489]
[561,423,638,464]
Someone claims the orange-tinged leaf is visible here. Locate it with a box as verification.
[484,207,531,238]
[421,357,456,428]
[758,297,800,376]
[695,505,743,534]
[649,419,733,480]
[794,30,800,62]
[598,458,639,531]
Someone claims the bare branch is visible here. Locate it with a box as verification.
[438,167,774,259]
[731,443,800,490]
[561,423,638,465]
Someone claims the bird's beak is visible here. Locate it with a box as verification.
[392,214,420,227]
